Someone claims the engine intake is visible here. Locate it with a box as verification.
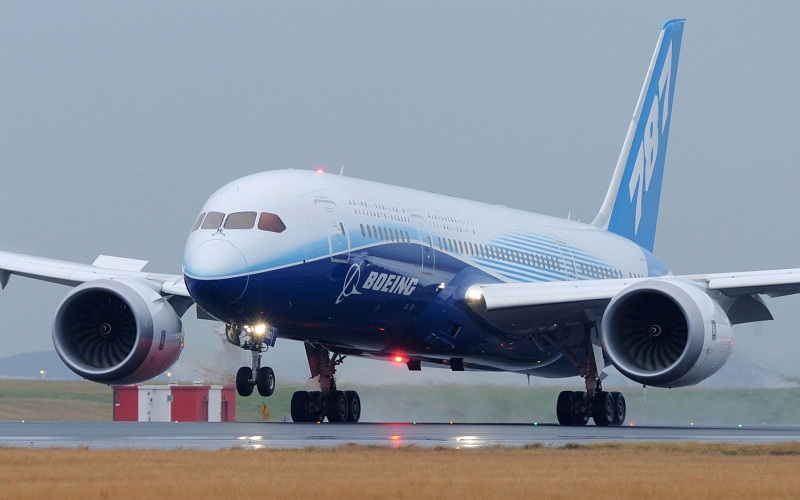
[53,278,184,384]
[601,279,733,388]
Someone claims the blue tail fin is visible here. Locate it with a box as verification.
[592,19,684,252]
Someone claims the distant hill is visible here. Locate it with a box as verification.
[0,350,81,380]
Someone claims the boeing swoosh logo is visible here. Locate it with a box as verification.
[335,262,362,304]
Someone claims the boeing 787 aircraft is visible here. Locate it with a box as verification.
[2,19,797,425]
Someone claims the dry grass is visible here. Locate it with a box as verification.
[2,443,800,499]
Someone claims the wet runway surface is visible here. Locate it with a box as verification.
[2,421,800,450]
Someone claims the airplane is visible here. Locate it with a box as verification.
[2,18,798,426]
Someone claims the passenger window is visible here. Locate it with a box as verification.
[192,213,206,231]
[258,213,287,233]
[201,211,225,230]
[224,211,257,229]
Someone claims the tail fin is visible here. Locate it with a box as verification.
[592,19,685,252]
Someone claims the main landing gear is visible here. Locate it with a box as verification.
[548,323,627,426]
[556,380,626,426]
[290,343,362,422]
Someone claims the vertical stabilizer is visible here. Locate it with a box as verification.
[591,19,684,252]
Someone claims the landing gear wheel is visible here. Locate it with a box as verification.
[290,391,312,422]
[557,391,590,426]
[256,367,275,397]
[345,390,361,422]
[556,391,576,426]
[236,366,253,397]
[325,390,349,422]
[611,392,626,426]
[572,391,590,426]
[592,391,615,426]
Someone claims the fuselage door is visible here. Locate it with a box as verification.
[556,241,577,280]
[412,214,435,275]
[315,198,350,263]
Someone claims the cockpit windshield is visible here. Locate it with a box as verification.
[200,211,225,230]
[191,211,286,233]
[258,213,286,233]
[224,211,257,229]
[191,212,206,231]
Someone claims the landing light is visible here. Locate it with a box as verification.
[465,287,483,302]
[247,323,268,342]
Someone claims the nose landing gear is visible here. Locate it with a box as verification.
[226,322,277,398]
[235,351,276,397]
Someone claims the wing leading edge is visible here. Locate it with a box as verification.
[463,268,800,334]
[0,250,189,297]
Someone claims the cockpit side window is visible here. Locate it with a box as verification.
[258,212,287,233]
[201,211,225,230]
[224,211,257,229]
[191,212,206,231]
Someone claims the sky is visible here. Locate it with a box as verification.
[1,2,800,388]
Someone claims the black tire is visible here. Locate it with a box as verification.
[309,391,324,422]
[345,390,361,422]
[611,392,626,426]
[256,366,276,397]
[290,391,312,422]
[325,390,349,422]
[572,391,589,426]
[592,391,615,426]
[556,391,575,426]
[235,366,253,397]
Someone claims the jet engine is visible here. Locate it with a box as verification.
[601,278,734,388]
[52,278,184,384]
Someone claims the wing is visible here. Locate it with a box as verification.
[463,268,800,334]
[0,250,189,297]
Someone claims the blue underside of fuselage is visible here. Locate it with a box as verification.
[185,243,580,377]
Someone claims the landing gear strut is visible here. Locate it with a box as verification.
[550,324,627,426]
[226,322,277,398]
[290,343,361,422]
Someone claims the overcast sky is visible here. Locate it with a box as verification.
[2,2,799,387]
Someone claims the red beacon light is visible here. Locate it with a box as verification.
[315,167,325,174]
[394,355,404,363]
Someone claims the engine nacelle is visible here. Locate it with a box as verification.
[601,278,734,388]
[52,278,184,385]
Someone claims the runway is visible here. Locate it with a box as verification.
[2,421,800,450]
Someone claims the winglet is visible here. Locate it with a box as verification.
[591,19,685,252]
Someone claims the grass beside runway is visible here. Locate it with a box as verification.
[1,443,800,498]
[237,383,800,426]
[0,380,111,421]
[2,378,800,426]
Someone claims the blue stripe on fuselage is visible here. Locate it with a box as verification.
[185,242,576,373]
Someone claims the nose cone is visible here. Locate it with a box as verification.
[183,239,249,308]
